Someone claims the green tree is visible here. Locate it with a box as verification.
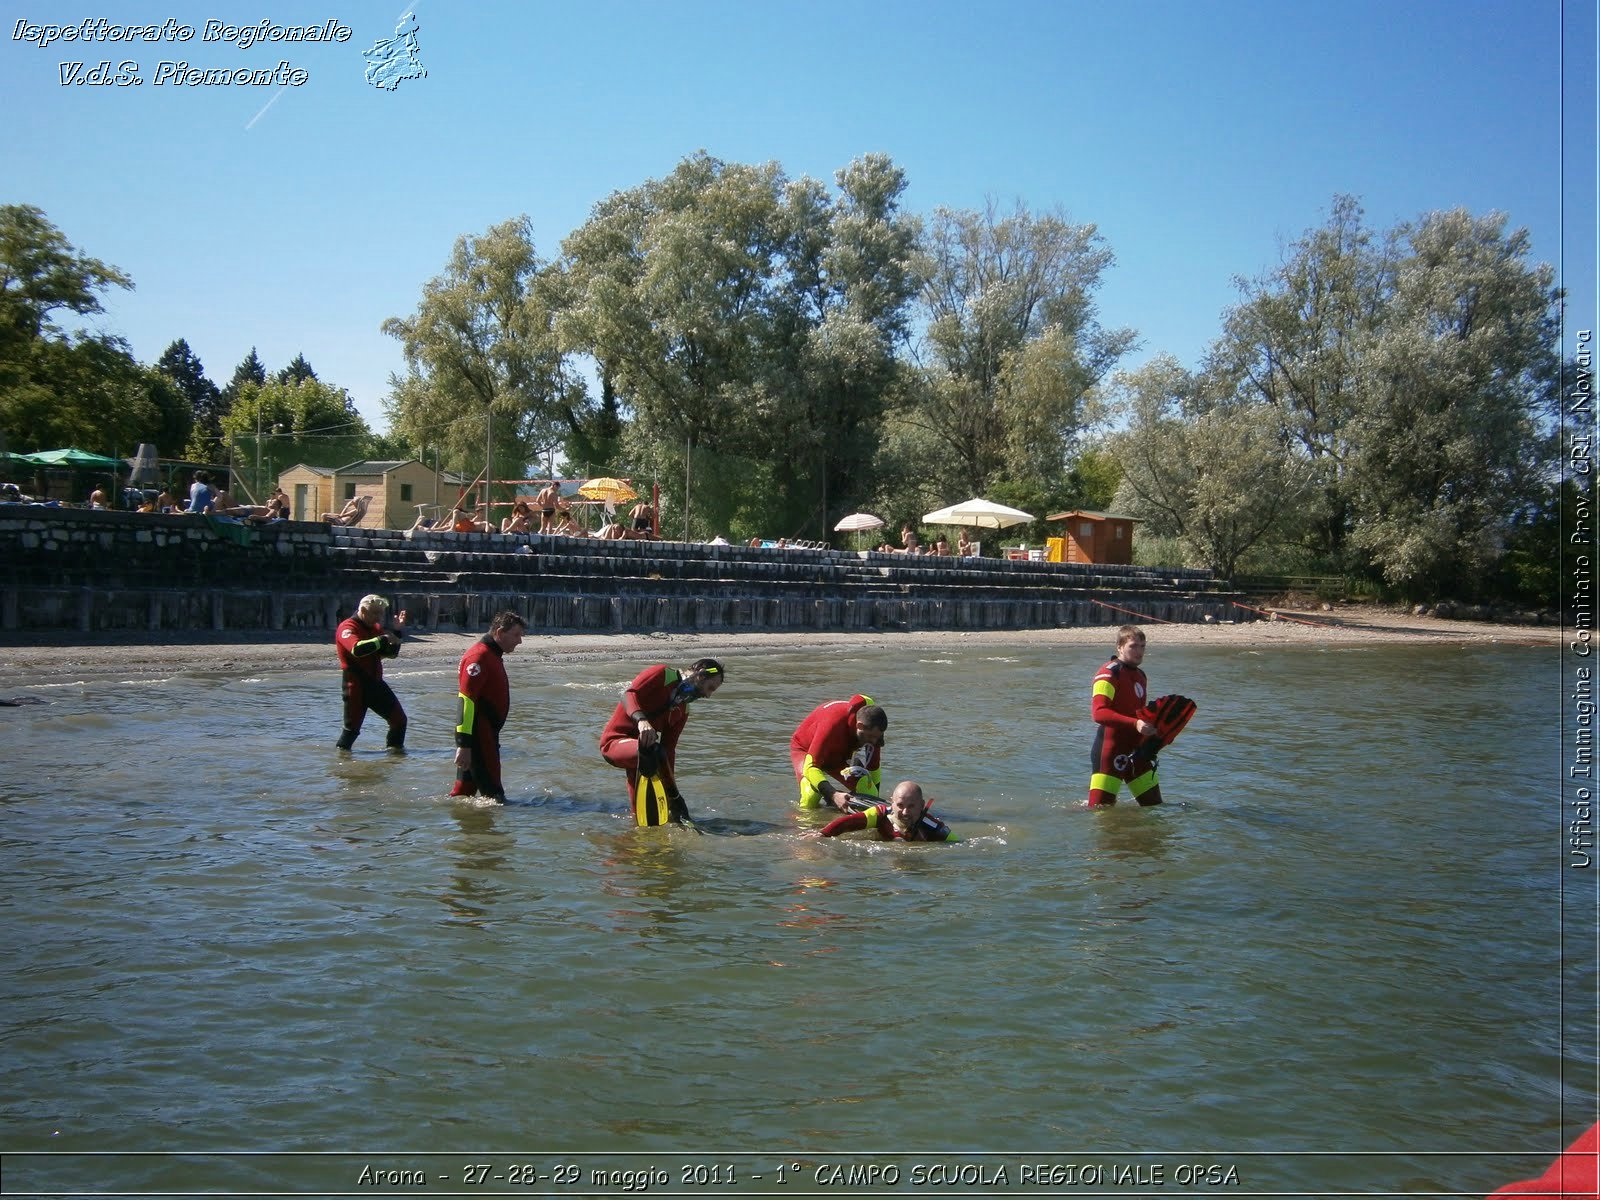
[221,377,373,498]
[154,339,215,455]
[901,200,1134,501]
[1109,355,1310,579]
[7,335,187,460]
[1343,209,1560,593]
[1210,195,1386,563]
[383,216,587,518]
[1214,196,1561,595]
[199,347,268,456]
[0,205,142,454]
[766,155,921,537]
[0,204,132,356]
[557,151,919,540]
[276,352,317,385]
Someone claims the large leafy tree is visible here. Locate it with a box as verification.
[221,376,374,498]
[382,216,587,518]
[0,204,147,456]
[1213,196,1560,594]
[0,204,131,355]
[764,155,921,537]
[1342,209,1560,591]
[557,151,920,540]
[902,200,1136,501]
[1109,355,1310,578]
[8,337,189,461]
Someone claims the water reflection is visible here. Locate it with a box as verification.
[437,801,516,926]
[592,828,703,942]
[1085,805,1175,863]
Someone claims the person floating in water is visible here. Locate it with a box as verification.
[819,780,959,842]
[599,659,724,825]
[334,594,407,752]
[790,694,886,811]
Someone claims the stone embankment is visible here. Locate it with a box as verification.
[0,508,1253,634]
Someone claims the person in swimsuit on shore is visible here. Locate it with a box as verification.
[534,480,562,533]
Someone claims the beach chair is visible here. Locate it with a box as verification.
[324,494,371,527]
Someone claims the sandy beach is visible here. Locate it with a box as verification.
[0,605,1562,688]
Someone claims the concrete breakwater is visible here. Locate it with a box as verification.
[0,508,1253,634]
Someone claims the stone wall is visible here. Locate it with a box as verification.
[0,508,1253,634]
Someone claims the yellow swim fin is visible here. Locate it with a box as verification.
[633,770,670,827]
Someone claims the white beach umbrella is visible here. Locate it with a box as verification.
[832,512,885,532]
[921,497,1035,530]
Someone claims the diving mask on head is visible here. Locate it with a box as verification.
[672,663,719,706]
[842,742,874,782]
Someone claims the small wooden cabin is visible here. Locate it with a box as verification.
[1046,510,1139,565]
[276,460,466,527]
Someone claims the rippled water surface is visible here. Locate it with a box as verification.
[0,637,1584,1195]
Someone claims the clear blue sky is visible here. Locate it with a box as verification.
[5,0,1595,437]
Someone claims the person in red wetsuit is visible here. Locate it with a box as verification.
[334,594,408,752]
[1488,1121,1598,1198]
[599,659,725,820]
[1088,624,1163,807]
[790,694,886,810]
[450,610,526,802]
[819,780,959,842]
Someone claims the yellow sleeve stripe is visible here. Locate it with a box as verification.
[1093,679,1116,701]
[456,692,476,736]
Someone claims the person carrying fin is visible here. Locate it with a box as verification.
[1087,624,1196,807]
[599,659,725,826]
[820,780,960,842]
[790,694,886,811]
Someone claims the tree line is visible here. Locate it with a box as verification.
[0,202,388,497]
[0,155,1574,603]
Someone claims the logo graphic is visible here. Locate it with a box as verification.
[363,11,425,90]
[467,663,481,677]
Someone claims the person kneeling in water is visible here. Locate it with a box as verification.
[819,780,958,842]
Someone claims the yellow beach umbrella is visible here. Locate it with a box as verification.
[578,477,638,505]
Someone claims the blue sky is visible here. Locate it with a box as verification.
[5,0,1595,437]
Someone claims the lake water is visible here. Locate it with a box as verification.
[0,636,1587,1198]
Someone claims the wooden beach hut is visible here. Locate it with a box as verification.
[1045,510,1140,565]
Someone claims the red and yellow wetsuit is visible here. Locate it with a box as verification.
[599,665,695,803]
[452,635,511,801]
[1089,656,1161,806]
[334,615,405,750]
[820,803,958,842]
[790,695,880,808]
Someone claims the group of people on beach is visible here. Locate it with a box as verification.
[875,522,982,557]
[333,595,1184,839]
[405,490,657,542]
[85,470,296,521]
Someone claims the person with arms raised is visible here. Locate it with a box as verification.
[334,594,407,752]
